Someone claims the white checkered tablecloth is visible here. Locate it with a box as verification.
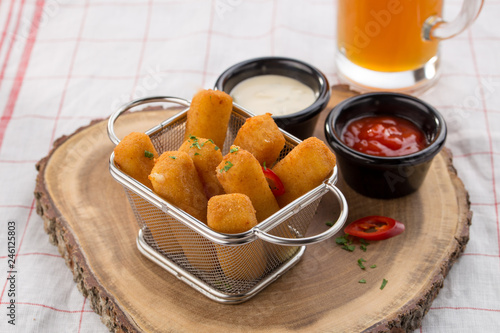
[0,0,499,332]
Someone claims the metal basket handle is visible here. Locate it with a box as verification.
[107,96,190,145]
[254,184,348,246]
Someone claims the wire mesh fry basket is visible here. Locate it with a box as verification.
[108,96,348,304]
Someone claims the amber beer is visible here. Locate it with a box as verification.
[337,0,443,72]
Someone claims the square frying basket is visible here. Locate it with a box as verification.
[108,96,348,304]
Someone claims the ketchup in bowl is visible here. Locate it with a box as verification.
[341,115,428,157]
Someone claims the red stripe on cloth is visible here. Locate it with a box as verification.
[0,198,35,303]
[48,0,90,147]
[453,151,493,158]
[467,30,500,261]
[0,252,62,259]
[0,301,94,314]
[201,0,215,88]
[4,69,210,81]
[36,29,207,43]
[0,0,17,56]
[0,0,27,92]
[463,253,500,258]
[471,202,500,206]
[0,0,44,151]
[277,24,334,39]
[77,297,87,333]
[0,204,32,208]
[431,306,500,313]
[10,114,96,120]
[130,0,153,98]
[0,159,38,163]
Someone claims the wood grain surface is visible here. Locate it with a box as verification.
[35,86,471,332]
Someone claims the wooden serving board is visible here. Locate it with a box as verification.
[35,86,471,332]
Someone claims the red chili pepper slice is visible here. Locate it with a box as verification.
[344,215,405,241]
[262,166,285,196]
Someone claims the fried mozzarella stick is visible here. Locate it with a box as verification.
[233,113,285,167]
[184,89,233,150]
[149,151,208,221]
[272,137,336,208]
[113,132,158,190]
[179,136,224,199]
[216,147,280,222]
[149,151,215,271]
[207,194,267,280]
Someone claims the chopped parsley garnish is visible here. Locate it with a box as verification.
[169,156,177,159]
[230,146,239,154]
[325,221,334,227]
[343,244,355,252]
[189,135,202,149]
[335,233,372,253]
[199,139,213,148]
[220,161,233,173]
[214,146,219,151]
[334,232,386,286]
[194,152,200,156]
[144,150,154,159]
[357,258,366,270]
[335,234,355,251]
[190,141,201,149]
[263,161,267,170]
[335,234,350,245]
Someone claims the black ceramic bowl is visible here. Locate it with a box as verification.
[215,57,330,139]
[324,92,447,199]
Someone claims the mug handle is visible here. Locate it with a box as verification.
[423,0,484,41]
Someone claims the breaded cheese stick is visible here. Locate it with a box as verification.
[184,89,232,150]
[272,137,336,208]
[149,151,216,271]
[179,136,224,199]
[216,147,280,222]
[233,113,285,167]
[207,194,266,280]
[113,132,158,190]
[114,134,180,253]
[149,151,208,222]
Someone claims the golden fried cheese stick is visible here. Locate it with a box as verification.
[233,113,285,167]
[207,194,266,280]
[149,151,216,271]
[184,89,232,150]
[216,147,280,222]
[272,137,336,208]
[114,134,180,253]
[179,136,224,199]
[113,132,158,189]
[149,151,208,221]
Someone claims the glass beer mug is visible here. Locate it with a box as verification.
[336,0,484,92]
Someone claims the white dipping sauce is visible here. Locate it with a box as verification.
[230,75,317,116]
